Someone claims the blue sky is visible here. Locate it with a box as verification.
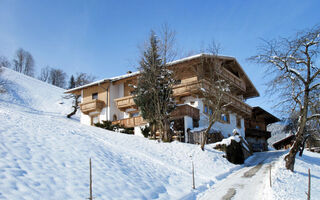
[0,0,319,115]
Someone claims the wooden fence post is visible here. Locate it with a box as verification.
[307,168,311,200]
[190,155,195,189]
[89,158,93,200]
[269,164,272,187]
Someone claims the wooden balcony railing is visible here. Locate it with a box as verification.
[112,116,147,128]
[114,95,136,111]
[112,105,199,128]
[80,99,105,114]
[223,92,252,116]
[245,128,271,139]
[172,80,201,97]
[171,104,200,120]
[114,79,251,116]
[220,68,246,91]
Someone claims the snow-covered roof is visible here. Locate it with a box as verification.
[65,53,259,98]
[65,71,140,93]
[166,53,234,66]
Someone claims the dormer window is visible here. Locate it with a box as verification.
[92,93,98,100]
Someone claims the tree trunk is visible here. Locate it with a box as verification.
[67,95,79,118]
[299,134,310,156]
[151,123,156,139]
[67,106,77,118]
[200,118,216,151]
[285,95,308,171]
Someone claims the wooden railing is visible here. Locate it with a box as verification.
[245,128,271,139]
[114,95,136,111]
[114,79,251,116]
[223,92,252,116]
[112,116,147,128]
[220,68,246,91]
[80,99,105,114]
[172,80,201,97]
[112,105,199,128]
[171,104,200,120]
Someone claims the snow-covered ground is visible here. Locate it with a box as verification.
[0,69,238,199]
[269,150,320,200]
[0,68,319,200]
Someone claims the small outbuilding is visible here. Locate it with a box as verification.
[272,134,295,150]
[245,106,280,152]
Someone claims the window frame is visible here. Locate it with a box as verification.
[92,92,98,100]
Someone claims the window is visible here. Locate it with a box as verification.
[220,113,230,123]
[130,112,139,117]
[209,108,213,115]
[92,93,98,100]
[236,116,241,128]
[204,105,209,114]
[204,104,214,116]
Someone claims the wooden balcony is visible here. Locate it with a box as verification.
[171,104,200,120]
[220,68,246,92]
[222,92,252,116]
[114,79,251,116]
[80,99,105,115]
[173,80,201,97]
[114,95,136,111]
[112,116,147,128]
[245,128,271,139]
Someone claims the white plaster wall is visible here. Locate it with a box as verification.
[80,112,91,126]
[193,98,245,138]
[99,107,107,122]
[109,84,125,120]
[184,116,193,143]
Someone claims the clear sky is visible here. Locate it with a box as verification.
[0,0,319,115]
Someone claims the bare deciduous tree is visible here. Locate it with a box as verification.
[159,22,177,63]
[65,72,96,118]
[251,26,320,171]
[49,68,67,88]
[38,66,51,82]
[13,48,35,77]
[0,56,11,68]
[0,56,10,93]
[199,42,231,150]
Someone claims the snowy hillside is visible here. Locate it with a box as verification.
[269,151,320,200]
[1,68,319,200]
[0,68,237,199]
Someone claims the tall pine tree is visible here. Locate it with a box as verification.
[133,31,175,141]
[68,75,75,89]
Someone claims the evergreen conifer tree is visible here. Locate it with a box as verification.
[133,31,175,141]
[68,75,75,89]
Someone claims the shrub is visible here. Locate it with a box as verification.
[94,120,134,134]
[140,126,150,138]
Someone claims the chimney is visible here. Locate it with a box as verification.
[127,71,132,74]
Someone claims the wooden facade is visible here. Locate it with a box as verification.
[65,54,260,135]
[245,107,279,152]
[80,99,105,115]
